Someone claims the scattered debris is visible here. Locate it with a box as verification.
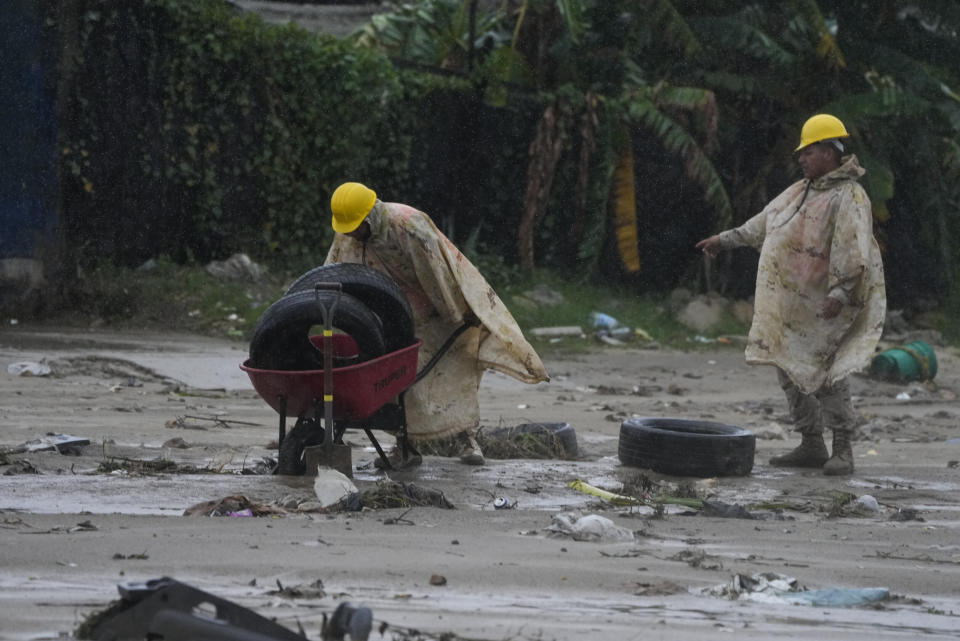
[322,601,373,641]
[269,578,326,599]
[545,512,635,543]
[97,457,205,475]
[888,508,924,522]
[669,548,723,570]
[704,572,890,607]
[429,574,447,586]
[2,459,39,475]
[314,467,359,508]
[78,577,304,641]
[383,508,416,525]
[165,415,259,430]
[71,520,98,532]
[7,361,51,377]
[631,580,687,596]
[3,433,90,455]
[851,495,881,515]
[697,500,756,520]
[332,481,455,512]
[183,495,290,517]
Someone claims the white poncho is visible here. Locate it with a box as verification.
[718,155,886,393]
[325,201,549,440]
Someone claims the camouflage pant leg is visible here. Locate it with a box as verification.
[778,369,855,435]
[818,376,855,435]
[777,368,821,434]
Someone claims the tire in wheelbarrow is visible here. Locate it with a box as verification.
[276,421,325,475]
[249,289,386,371]
[618,417,755,477]
[285,263,415,352]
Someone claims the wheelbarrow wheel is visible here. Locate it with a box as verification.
[286,263,415,352]
[276,420,325,475]
[249,289,387,371]
[618,417,755,477]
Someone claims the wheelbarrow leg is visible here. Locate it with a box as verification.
[364,428,393,470]
[395,392,420,462]
[277,396,287,448]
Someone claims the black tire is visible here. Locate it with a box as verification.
[483,422,578,458]
[618,417,755,477]
[276,420,325,475]
[285,263,415,352]
[249,289,386,371]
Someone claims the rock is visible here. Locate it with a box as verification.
[730,299,754,326]
[205,253,265,283]
[667,287,694,314]
[677,294,729,333]
[524,283,566,306]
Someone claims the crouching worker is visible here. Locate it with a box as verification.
[325,182,550,468]
[695,114,886,476]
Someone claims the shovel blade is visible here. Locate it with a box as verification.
[304,443,353,479]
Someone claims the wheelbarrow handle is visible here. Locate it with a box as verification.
[414,318,477,384]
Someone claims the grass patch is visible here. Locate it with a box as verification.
[495,272,746,351]
[6,258,749,349]
[8,257,292,341]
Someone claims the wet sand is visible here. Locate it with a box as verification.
[1,326,959,640]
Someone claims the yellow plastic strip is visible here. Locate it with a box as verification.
[567,479,642,505]
[323,395,333,402]
[323,330,333,337]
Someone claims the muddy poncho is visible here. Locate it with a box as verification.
[717,155,886,393]
[325,201,549,440]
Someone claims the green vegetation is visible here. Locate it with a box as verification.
[38,258,287,337]
[49,1,960,318]
[19,259,742,352]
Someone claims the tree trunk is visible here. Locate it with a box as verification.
[518,100,569,274]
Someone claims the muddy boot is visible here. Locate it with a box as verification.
[458,430,485,466]
[769,432,829,468]
[823,430,854,476]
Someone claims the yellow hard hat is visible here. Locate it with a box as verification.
[795,114,850,151]
[330,182,377,233]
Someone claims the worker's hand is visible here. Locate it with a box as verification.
[695,235,723,258]
[820,296,843,320]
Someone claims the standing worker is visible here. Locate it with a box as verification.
[695,114,886,476]
[325,182,550,468]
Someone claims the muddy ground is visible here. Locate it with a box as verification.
[1,325,959,640]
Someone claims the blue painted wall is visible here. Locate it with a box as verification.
[0,0,59,260]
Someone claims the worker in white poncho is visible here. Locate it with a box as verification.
[325,182,549,468]
[696,114,886,476]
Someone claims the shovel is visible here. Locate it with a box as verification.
[303,283,353,478]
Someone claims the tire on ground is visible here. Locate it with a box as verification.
[285,263,414,352]
[249,289,386,371]
[276,421,324,475]
[618,417,755,477]
[483,422,578,458]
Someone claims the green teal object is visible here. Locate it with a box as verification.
[870,341,937,382]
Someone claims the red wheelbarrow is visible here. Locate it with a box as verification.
[241,323,473,476]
